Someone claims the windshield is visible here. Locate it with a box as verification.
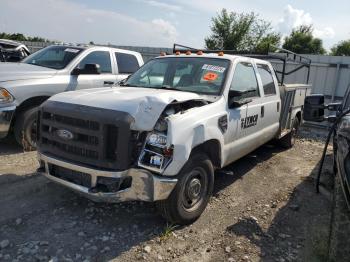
[23,46,83,69]
[124,57,230,95]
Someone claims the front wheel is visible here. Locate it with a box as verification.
[14,107,39,151]
[156,152,214,225]
[279,117,300,149]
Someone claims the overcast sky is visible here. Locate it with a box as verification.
[1,0,348,50]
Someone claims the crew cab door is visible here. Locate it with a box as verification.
[224,60,258,163]
[242,61,280,144]
[224,59,280,164]
[71,50,116,90]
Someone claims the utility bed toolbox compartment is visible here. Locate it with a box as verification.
[279,84,311,137]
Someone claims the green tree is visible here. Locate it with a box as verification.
[331,40,350,56]
[282,25,325,54]
[205,9,280,52]
[0,32,48,42]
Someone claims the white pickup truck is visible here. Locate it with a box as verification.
[37,45,311,225]
[0,44,143,148]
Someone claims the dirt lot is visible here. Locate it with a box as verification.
[0,134,334,262]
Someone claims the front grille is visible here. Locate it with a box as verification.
[38,101,133,170]
[49,164,91,188]
[42,112,100,131]
[42,138,99,159]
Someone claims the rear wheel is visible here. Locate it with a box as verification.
[14,107,38,151]
[156,152,214,225]
[279,117,300,149]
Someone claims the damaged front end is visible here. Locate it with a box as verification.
[37,97,208,203]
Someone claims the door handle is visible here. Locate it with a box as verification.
[261,105,265,117]
[104,81,114,85]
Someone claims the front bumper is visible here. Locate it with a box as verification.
[37,152,177,203]
[0,105,16,139]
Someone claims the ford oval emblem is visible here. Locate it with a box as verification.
[56,129,74,140]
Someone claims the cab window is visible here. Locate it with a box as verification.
[78,51,112,73]
[257,64,276,96]
[115,52,140,74]
[230,62,260,98]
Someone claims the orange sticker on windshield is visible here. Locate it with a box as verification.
[203,72,218,81]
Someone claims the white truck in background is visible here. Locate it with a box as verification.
[0,44,144,149]
[0,39,31,62]
[37,44,311,225]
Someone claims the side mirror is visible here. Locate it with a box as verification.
[304,95,325,122]
[228,90,252,108]
[71,64,101,75]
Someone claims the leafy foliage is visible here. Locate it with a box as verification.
[282,25,325,54]
[205,9,280,52]
[331,40,350,56]
[0,32,49,42]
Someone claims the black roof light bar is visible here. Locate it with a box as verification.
[172,43,312,85]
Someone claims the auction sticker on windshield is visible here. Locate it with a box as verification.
[202,64,226,73]
[203,72,218,81]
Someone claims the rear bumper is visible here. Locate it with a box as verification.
[37,152,177,203]
[0,105,16,139]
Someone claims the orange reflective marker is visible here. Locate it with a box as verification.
[203,72,218,81]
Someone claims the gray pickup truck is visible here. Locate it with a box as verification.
[0,44,144,149]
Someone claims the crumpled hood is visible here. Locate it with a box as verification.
[0,62,57,82]
[49,87,204,130]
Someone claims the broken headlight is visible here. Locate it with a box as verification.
[138,132,173,173]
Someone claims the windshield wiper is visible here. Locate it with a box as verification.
[155,85,181,91]
[119,83,134,87]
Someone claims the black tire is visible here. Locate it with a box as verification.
[279,117,300,149]
[156,152,214,225]
[14,107,39,151]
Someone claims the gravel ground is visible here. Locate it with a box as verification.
[0,133,334,262]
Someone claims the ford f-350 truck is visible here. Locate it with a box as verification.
[37,45,311,225]
[0,44,143,149]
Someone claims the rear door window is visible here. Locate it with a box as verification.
[115,52,140,74]
[257,64,276,96]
